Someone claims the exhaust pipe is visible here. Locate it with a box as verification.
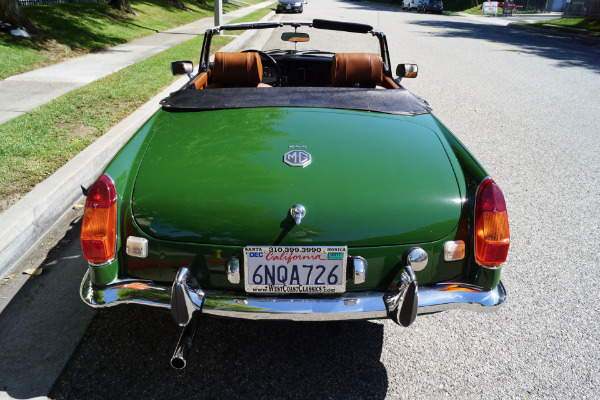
[170,266,204,369]
[171,314,200,369]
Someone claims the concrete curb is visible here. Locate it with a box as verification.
[0,10,275,279]
[0,79,186,278]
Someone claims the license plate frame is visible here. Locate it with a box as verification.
[243,246,348,294]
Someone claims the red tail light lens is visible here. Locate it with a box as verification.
[81,174,117,264]
[475,178,510,268]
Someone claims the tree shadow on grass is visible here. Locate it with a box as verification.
[11,0,209,52]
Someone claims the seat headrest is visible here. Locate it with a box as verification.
[212,52,263,86]
[330,53,383,87]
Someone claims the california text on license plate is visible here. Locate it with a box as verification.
[244,246,348,294]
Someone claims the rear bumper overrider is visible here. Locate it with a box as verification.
[80,267,506,323]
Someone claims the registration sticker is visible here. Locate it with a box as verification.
[244,246,348,294]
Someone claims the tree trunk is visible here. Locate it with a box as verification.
[111,0,136,14]
[0,0,37,31]
[166,0,188,9]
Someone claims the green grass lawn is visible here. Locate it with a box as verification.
[0,2,274,210]
[526,17,600,36]
[0,0,263,80]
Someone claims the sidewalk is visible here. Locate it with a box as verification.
[456,11,563,27]
[0,9,275,400]
[0,2,274,279]
[0,1,274,125]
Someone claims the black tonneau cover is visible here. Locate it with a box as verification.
[161,87,432,116]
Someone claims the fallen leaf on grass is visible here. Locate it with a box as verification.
[23,268,43,276]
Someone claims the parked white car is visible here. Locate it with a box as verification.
[402,0,427,10]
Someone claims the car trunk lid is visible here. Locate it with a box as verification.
[132,108,462,247]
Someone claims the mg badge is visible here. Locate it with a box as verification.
[283,150,311,167]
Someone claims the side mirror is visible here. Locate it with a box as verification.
[396,64,418,79]
[171,60,193,77]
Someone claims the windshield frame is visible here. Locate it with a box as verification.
[198,19,392,77]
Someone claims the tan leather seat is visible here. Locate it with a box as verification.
[330,53,385,88]
[207,52,271,88]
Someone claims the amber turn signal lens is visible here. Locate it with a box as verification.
[81,174,117,264]
[475,178,510,268]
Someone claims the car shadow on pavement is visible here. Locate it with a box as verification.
[51,306,388,399]
[0,214,97,400]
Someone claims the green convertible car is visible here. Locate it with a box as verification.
[79,20,510,369]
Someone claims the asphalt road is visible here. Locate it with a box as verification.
[2,1,599,399]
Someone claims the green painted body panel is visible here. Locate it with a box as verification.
[122,234,456,291]
[132,108,462,247]
[427,115,502,289]
[89,259,118,284]
[89,106,502,291]
[87,113,160,286]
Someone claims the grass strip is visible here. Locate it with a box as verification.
[524,17,600,37]
[0,0,264,80]
[0,3,274,211]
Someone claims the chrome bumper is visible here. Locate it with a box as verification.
[80,269,506,323]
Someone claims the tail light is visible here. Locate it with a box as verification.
[81,174,117,264]
[475,178,510,268]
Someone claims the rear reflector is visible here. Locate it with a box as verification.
[444,240,465,262]
[475,178,510,268]
[81,174,117,264]
[126,236,148,258]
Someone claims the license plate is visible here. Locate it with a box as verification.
[244,246,347,294]
[286,4,291,9]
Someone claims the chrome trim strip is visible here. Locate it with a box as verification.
[80,270,171,310]
[418,281,506,313]
[87,259,116,268]
[80,271,506,321]
[226,257,241,284]
[204,292,387,321]
[352,256,368,285]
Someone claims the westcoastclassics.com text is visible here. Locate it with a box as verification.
[251,285,337,293]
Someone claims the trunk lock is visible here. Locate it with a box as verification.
[290,204,306,225]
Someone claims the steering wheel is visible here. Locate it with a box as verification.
[241,49,282,87]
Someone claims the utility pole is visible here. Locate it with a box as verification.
[214,0,223,33]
